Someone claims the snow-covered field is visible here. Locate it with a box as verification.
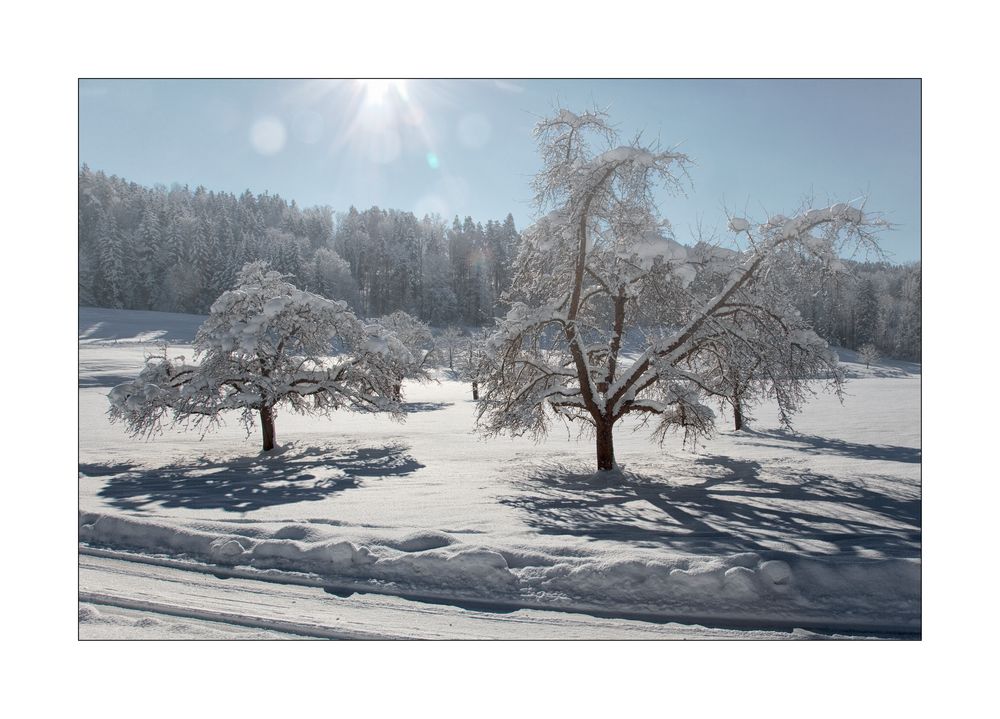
[79,307,921,637]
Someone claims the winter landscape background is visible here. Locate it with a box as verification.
[78,78,920,640]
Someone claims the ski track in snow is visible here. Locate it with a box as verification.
[79,308,921,636]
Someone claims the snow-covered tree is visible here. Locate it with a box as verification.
[97,209,125,309]
[476,108,886,471]
[134,203,163,310]
[438,326,464,370]
[854,277,880,347]
[108,262,405,451]
[859,343,881,369]
[459,328,491,401]
[700,292,840,433]
[708,338,760,432]
[376,310,436,399]
[310,247,361,310]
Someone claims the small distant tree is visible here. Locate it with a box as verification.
[711,346,760,432]
[377,310,436,399]
[438,326,464,371]
[108,262,405,452]
[459,328,491,400]
[477,108,885,471]
[859,343,881,368]
[703,307,838,432]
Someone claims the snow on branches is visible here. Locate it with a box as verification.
[477,108,887,471]
[376,310,436,398]
[108,261,405,451]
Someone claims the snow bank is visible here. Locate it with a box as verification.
[80,511,919,630]
[79,512,516,595]
[529,553,919,625]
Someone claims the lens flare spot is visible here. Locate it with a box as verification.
[426,152,440,170]
[250,117,287,155]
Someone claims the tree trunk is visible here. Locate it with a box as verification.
[471,381,479,400]
[596,421,616,471]
[733,398,743,431]
[259,405,276,452]
[393,381,402,401]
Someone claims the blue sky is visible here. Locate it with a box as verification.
[79,79,920,262]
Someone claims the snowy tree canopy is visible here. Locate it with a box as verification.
[108,261,406,451]
[859,343,882,368]
[476,108,888,470]
[375,310,437,398]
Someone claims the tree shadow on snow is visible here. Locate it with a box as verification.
[502,456,921,558]
[87,443,424,513]
[322,586,521,614]
[80,461,143,476]
[79,373,143,389]
[401,401,453,413]
[78,358,154,389]
[739,429,921,464]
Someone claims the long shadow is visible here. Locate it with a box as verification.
[741,429,921,464]
[502,456,921,558]
[402,401,453,413]
[79,373,139,389]
[87,443,424,513]
[322,586,521,615]
[80,461,140,476]
[839,366,919,380]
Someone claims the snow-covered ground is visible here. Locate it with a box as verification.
[81,550,841,639]
[79,307,921,636]
[78,600,308,640]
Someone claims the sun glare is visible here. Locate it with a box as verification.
[294,79,452,204]
[359,79,408,105]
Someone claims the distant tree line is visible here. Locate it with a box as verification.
[78,167,919,360]
[784,258,921,361]
[78,166,519,327]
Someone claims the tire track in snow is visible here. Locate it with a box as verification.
[79,551,835,639]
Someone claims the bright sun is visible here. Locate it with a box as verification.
[359,79,408,105]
